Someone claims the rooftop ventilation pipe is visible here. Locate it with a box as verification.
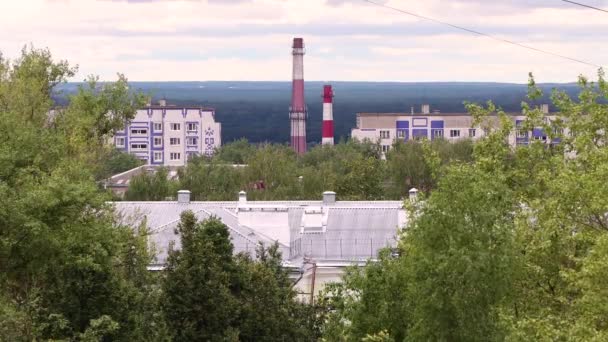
[159,99,167,106]
[238,191,247,205]
[421,104,430,114]
[541,104,549,114]
[409,188,418,202]
[177,190,191,204]
[323,191,336,206]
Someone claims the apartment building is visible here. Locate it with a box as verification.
[113,100,221,166]
[351,104,559,155]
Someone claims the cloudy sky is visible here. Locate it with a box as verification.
[1,0,607,82]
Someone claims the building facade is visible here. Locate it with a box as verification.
[113,101,221,166]
[352,104,559,156]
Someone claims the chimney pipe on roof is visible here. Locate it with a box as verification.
[323,191,336,206]
[238,191,247,205]
[421,104,430,114]
[409,188,418,202]
[541,104,549,114]
[159,99,167,107]
[177,190,191,204]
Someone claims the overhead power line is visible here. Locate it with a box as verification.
[362,0,601,68]
[561,0,608,13]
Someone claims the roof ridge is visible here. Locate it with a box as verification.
[148,208,211,234]
[202,208,261,246]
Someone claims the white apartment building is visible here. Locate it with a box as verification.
[114,100,221,166]
[352,104,560,156]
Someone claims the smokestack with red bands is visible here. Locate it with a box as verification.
[322,85,334,145]
[289,38,307,154]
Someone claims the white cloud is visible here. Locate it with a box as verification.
[0,0,605,82]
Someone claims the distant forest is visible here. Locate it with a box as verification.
[54,81,581,144]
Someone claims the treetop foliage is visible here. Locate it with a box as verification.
[0,46,162,341]
[125,137,474,202]
[321,70,608,341]
[162,212,321,341]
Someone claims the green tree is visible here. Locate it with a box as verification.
[403,164,516,341]
[385,139,474,198]
[243,143,300,200]
[161,212,239,341]
[178,157,244,201]
[236,243,322,341]
[501,71,608,340]
[324,71,608,341]
[99,148,144,180]
[162,212,322,341]
[335,155,385,200]
[0,46,156,340]
[125,167,175,201]
[322,250,410,341]
[214,137,256,164]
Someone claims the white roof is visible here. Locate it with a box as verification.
[113,200,406,268]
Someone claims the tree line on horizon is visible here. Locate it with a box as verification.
[2,46,608,341]
[52,79,582,145]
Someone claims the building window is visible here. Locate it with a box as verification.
[432,129,443,138]
[131,143,147,150]
[131,128,147,135]
[170,152,181,161]
[153,152,162,162]
[483,128,491,136]
[170,138,181,145]
[154,137,162,147]
[382,145,390,153]
[171,123,181,131]
[469,129,476,137]
[396,130,406,138]
[516,130,527,138]
[380,130,390,139]
[115,137,125,147]
[186,137,198,146]
[534,135,548,142]
[187,123,197,131]
[450,129,461,138]
[153,122,162,131]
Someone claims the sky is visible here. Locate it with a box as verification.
[1,0,607,82]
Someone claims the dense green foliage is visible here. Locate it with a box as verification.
[125,167,176,201]
[100,148,145,180]
[161,212,321,341]
[322,71,608,341]
[123,138,474,201]
[0,47,163,340]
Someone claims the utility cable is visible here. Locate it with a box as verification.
[561,0,608,13]
[362,0,601,68]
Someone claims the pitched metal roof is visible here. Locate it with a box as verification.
[113,200,406,268]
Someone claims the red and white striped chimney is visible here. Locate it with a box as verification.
[289,38,307,154]
[322,85,334,146]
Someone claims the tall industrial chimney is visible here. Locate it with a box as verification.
[290,38,307,154]
[322,85,334,146]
